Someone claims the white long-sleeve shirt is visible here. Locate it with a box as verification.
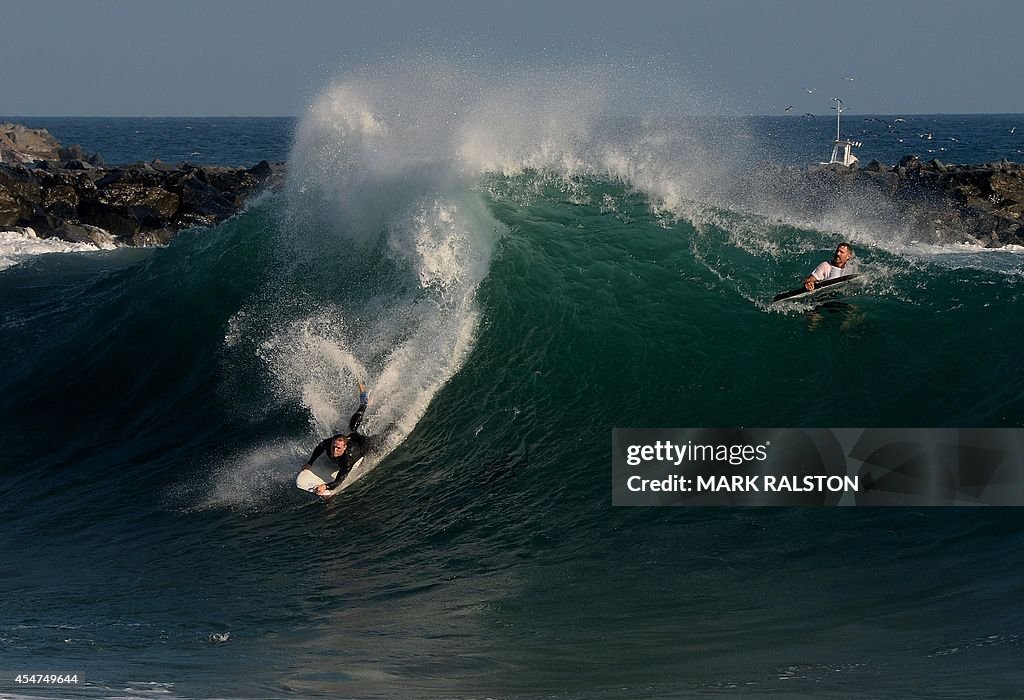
[810,261,848,281]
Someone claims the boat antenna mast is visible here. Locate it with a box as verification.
[822,96,861,167]
[831,97,843,141]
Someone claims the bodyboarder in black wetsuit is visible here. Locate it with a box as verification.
[300,382,380,495]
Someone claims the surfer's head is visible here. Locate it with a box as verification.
[330,434,349,456]
[834,243,853,266]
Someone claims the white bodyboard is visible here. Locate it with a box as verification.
[295,457,365,497]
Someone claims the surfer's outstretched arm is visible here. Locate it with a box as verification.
[301,438,330,471]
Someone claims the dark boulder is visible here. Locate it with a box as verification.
[178,174,237,223]
[0,186,33,227]
[55,222,118,247]
[1,122,62,163]
[58,143,103,166]
[76,200,145,238]
[97,183,180,219]
[0,165,43,226]
[43,184,80,221]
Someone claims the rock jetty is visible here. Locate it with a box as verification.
[0,122,285,246]
[825,157,1022,247]
[2,122,1023,248]
[744,156,1024,248]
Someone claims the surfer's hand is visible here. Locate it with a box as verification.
[315,484,328,496]
[803,277,816,292]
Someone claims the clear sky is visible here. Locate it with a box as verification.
[4,0,1023,117]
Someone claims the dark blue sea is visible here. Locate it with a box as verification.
[3,89,1024,698]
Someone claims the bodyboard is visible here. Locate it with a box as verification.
[772,273,860,303]
[295,457,365,497]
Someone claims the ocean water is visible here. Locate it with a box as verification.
[3,80,1024,699]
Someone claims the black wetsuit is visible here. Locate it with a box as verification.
[306,403,371,489]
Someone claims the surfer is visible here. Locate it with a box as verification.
[804,243,853,292]
[300,381,374,496]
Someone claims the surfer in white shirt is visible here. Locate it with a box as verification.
[804,243,853,292]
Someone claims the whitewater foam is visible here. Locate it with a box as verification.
[0,227,114,271]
